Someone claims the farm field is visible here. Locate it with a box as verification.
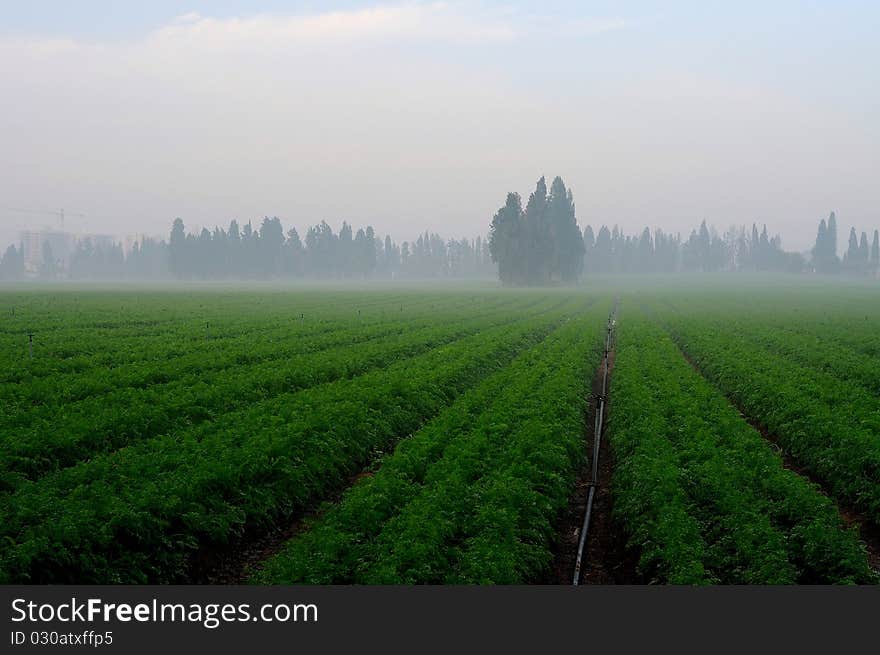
[0,281,878,584]
[0,288,606,583]
[609,314,874,583]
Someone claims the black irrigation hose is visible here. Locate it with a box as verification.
[573,302,618,586]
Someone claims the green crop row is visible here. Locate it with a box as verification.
[0,293,504,387]
[0,301,487,415]
[656,288,880,359]
[657,307,880,526]
[1,298,562,483]
[655,293,880,393]
[254,308,608,584]
[713,321,880,395]
[0,289,408,354]
[608,313,875,584]
[0,301,584,583]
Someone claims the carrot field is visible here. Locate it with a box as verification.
[1,281,878,584]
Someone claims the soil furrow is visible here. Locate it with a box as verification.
[548,323,636,584]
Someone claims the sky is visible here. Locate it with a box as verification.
[1,1,878,252]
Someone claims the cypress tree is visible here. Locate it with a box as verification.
[811,215,842,274]
[859,232,870,272]
[844,227,859,272]
[595,226,612,273]
[169,218,187,278]
[0,244,24,280]
[547,176,584,283]
[638,227,654,272]
[364,226,377,276]
[582,225,595,274]
[338,222,354,277]
[523,177,552,284]
[259,217,285,277]
[750,223,760,269]
[488,192,524,287]
[827,212,838,258]
[871,230,879,273]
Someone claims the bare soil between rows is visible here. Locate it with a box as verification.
[192,469,374,584]
[547,345,638,584]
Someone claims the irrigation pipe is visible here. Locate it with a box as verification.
[573,302,617,586]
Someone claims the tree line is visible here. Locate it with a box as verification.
[577,221,805,275]
[1,190,878,282]
[166,218,492,280]
[0,219,494,281]
[812,211,880,275]
[0,244,25,280]
[487,177,879,284]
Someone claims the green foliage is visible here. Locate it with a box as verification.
[658,298,880,526]
[254,310,607,583]
[812,213,841,274]
[609,314,874,584]
[2,285,879,586]
[0,295,549,482]
[489,177,585,286]
[0,290,584,583]
[0,244,25,281]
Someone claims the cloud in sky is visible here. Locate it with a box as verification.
[149,4,519,48]
[0,3,876,252]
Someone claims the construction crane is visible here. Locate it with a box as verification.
[1,206,88,230]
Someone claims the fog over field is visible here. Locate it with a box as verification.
[2,1,879,258]
[4,2,880,608]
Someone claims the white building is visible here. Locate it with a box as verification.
[20,230,75,274]
[20,230,120,275]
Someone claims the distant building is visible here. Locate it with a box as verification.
[20,230,75,274]
[20,230,120,275]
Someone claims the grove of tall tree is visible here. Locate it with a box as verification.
[489,176,585,286]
